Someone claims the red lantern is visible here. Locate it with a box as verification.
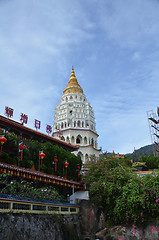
[64,161,69,168]
[64,161,69,178]
[19,143,25,161]
[54,156,58,173]
[39,152,45,159]
[77,164,81,178]
[0,136,7,155]
[39,152,45,168]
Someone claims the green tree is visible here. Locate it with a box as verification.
[84,156,159,226]
[141,155,159,170]
[84,156,133,224]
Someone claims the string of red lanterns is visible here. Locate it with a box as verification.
[0,136,7,155]
[39,151,45,169]
[19,142,25,161]
[64,160,69,178]
[77,164,81,178]
[54,156,58,173]
[0,134,80,179]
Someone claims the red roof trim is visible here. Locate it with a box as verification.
[0,115,79,151]
[0,162,82,186]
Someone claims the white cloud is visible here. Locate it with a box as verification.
[0,0,159,154]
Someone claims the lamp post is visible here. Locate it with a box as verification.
[0,136,7,155]
[39,151,45,171]
[64,160,69,178]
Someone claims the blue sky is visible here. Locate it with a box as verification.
[0,0,159,154]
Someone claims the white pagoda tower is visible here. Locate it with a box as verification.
[53,67,100,163]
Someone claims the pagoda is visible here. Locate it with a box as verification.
[53,67,100,163]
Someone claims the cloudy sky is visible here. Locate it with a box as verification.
[0,0,159,154]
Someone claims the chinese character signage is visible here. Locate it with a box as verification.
[34,119,41,130]
[5,106,14,118]
[46,124,52,135]
[2,106,53,136]
[20,113,28,125]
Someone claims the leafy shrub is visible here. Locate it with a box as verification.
[0,174,63,202]
[84,156,159,226]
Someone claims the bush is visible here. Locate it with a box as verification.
[0,174,63,202]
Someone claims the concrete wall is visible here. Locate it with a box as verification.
[0,200,158,240]
[0,213,81,240]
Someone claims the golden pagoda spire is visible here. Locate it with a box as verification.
[63,67,83,94]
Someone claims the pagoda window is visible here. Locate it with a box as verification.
[61,122,64,129]
[86,120,89,127]
[77,120,81,127]
[74,121,76,127]
[70,96,73,100]
[65,122,67,128]
[76,135,82,144]
[82,121,84,127]
[91,138,94,147]
[71,136,75,144]
[61,136,65,141]
[66,136,70,142]
[84,137,87,144]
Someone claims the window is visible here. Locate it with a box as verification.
[71,136,75,144]
[77,121,81,127]
[76,135,82,144]
[84,137,87,144]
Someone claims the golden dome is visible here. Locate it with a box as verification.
[63,67,83,94]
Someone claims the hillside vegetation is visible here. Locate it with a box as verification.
[126,144,154,160]
[84,155,159,227]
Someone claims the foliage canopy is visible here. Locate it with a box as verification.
[0,132,82,181]
[84,156,159,226]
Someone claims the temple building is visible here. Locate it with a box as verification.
[52,67,100,163]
